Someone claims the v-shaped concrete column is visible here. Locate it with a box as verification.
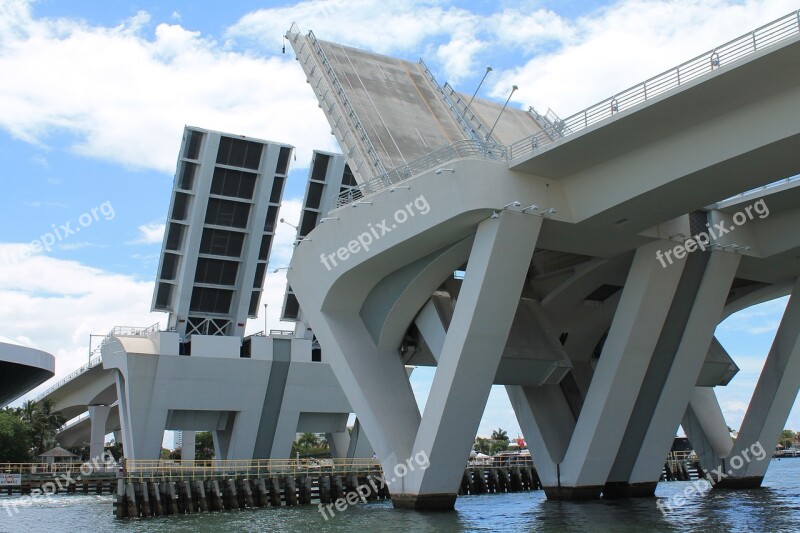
[682,386,733,474]
[510,241,686,499]
[719,276,800,487]
[305,211,541,509]
[394,211,541,508]
[604,250,740,496]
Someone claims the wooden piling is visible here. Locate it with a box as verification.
[241,479,255,508]
[125,482,137,518]
[255,478,269,507]
[269,477,282,507]
[209,481,223,511]
[150,482,163,516]
[140,482,151,518]
[284,476,298,506]
[166,482,179,515]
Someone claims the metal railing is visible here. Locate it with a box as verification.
[287,23,387,180]
[507,9,800,161]
[34,355,102,402]
[124,458,382,482]
[724,175,800,202]
[0,462,117,475]
[36,323,161,402]
[418,58,491,142]
[332,139,507,209]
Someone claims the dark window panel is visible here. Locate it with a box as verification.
[276,146,292,175]
[311,154,330,181]
[253,262,266,289]
[248,291,261,317]
[200,228,245,257]
[165,223,184,251]
[155,283,172,309]
[160,253,179,281]
[195,257,239,286]
[184,130,203,160]
[205,198,251,229]
[306,182,324,210]
[269,176,285,204]
[264,206,279,232]
[178,161,198,190]
[299,211,318,238]
[189,287,234,314]
[172,192,190,221]
[216,136,263,170]
[211,167,257,200]
[258,234,273,261]
[283,293,300,320]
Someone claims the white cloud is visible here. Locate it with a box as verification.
[0,243,165,401]
[129,222,166,245]
[0,1,335,174]
[227,0,483,82]
[490,0,800,116]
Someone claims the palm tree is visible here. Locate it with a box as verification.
[33,399,66,455]
[297,432,319,449]
[491,428,508,442]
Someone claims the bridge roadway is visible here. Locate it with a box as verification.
[287,12,800,508]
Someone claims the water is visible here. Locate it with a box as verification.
[3,460,800,532]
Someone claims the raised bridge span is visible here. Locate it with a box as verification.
[286,10,800,508]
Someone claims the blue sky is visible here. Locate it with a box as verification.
[1,0,797,441]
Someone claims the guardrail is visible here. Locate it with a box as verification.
[507,10,800,161]
[34,355,102,402]
[332,139,507,209]
[0,462,117,475]
[124,458,383,482]
[36,323,161,401]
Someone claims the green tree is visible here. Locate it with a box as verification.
[780,429,795,449]
[0,411,32,462]
[474,437,490,454]
[32,399,66,455]
[491,428,508,442]
[195,431,215,460]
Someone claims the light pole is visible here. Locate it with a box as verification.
[461,66,492,127]
[264,303,268,335]
[486,85,518,141]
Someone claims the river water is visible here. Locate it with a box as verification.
[2,459,799,532]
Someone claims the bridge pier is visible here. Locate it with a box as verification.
[717,276,800,488]
[511,242,686,499]
[604,250,740,497]
[88,404,112,460]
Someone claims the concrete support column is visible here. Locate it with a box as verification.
[682,386,733,473]
[394,211,541,509]
[88,405,111,460]
[721,276,800,487]
[514,241,686,499]
[326,431,350,459]
[182,431,196,464]
[606,250,740,496]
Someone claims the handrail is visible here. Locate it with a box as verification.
[332,139,507,210]
[124,458,383,481]
[36,323,161,401]
[507,9,800,161]
[287,24,387,179]
[34,355,102,402]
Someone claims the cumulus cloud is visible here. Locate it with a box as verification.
[129,222,166,245]
[490,0,800,115]
[0,1,335,174]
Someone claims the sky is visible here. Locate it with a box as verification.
[0,0,797,443]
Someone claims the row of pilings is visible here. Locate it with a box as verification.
[115,472,392,518]
[115,466,542,519]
